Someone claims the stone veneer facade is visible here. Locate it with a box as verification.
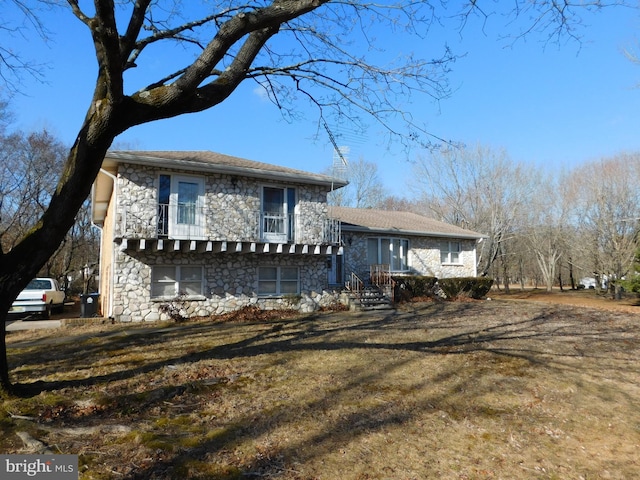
[114,164,331,243]
[112,250,346,322]
[106,163,346,322]
[343,232,478,280]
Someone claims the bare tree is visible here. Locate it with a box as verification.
[42,199,100,293]
[566,154,640,298]
[412,144,534,283]
[518,172,572,292]
[326,157,386,208]
[0,0,631,392]
[375,195,418,212]
[0,126,100,289]
[0,129,67,251]
[0,0,50,92]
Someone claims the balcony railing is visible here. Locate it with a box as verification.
[118,203,341,245]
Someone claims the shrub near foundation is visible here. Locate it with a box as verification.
[393,275,438,302]
[437,277,494,300]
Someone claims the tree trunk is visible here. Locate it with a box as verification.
[0,104,118,394]
[501,246,510,294]
[614,283,623,300]
[0,313,9,393]
[568,257,575,290]
[519,258,525,291]
[594,273,603,295]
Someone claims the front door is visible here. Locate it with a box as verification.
[327,253,344,286]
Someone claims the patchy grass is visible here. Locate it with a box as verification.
[2,299,640,479]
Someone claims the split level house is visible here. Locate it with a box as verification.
[91,150,486,322]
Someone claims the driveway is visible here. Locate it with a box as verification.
[6,319,62,330]
[6,300,81,330]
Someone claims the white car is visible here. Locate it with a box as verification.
[10,278,66,319]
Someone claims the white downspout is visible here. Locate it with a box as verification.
[474,237,483,277]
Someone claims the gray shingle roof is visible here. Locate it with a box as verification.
[104,150,347,188]
[329,206,486,239]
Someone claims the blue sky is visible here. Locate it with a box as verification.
[5,2,640,197]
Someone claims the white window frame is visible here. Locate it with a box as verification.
[440,241,462,265]
[157,173,206,239]
[261,185,296,243]
[367,237,410,272]
[257,266,300,296]
[151,265,204,298]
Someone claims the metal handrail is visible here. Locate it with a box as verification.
[347,272,364,295]
[370,264,395,302]
[370,264,392,287]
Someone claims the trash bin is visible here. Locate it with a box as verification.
[80,293,99,318]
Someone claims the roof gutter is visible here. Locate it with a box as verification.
[339,224,488,240]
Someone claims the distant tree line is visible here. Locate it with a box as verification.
[331,144,640,297]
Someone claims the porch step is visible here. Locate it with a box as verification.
[349,286,394,311]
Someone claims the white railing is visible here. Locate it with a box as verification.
[119,203,341,245]
[346,272,364,295]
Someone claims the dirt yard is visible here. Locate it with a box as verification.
[2,292,640,479]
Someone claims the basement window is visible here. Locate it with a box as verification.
[257,266,300,296]
[151,265,203,298]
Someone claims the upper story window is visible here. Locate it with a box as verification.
[440,240,461,264]
[158,174,205,239]
[261,186,296,243]
[367,237,409,272]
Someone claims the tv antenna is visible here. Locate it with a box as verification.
[323,121,348,166]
